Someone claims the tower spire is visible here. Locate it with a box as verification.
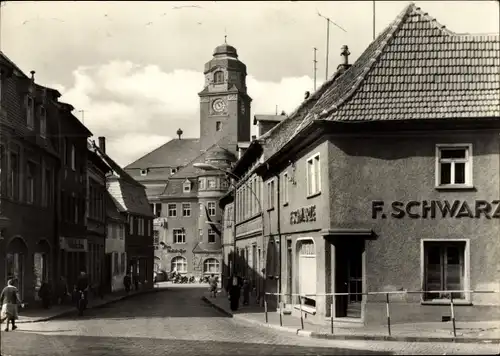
[224,27,227,44]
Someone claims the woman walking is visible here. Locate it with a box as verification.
[0,279,23,332]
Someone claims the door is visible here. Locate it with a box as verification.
[335,240,363,318]
[298,240,316,306]
[105,254,112,293]
[286,239,292,304]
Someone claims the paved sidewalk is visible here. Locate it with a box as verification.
[17,282,169,323]
[202,291,500,344]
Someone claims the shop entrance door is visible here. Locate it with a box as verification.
[335,240,363,318]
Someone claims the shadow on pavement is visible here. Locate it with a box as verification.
[1,332,393,356]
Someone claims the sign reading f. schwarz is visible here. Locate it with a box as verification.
[372,200,500,219]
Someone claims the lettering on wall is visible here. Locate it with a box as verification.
[371,200,500,219]
[290,205,317,225]
[165,245,187,254]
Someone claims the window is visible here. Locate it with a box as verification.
[170,168,177,175]
[153,230,160,248]
[71,144,76,171]
[173,229,186,244]
[39,106,47,138]
[267,180,275,209]
[183,180,191,193]
[203,258,220,274]
[121,252,126,273]
[26,162,36,204]
[151,203,162,217]
[208,229,216,243]
[137,218,144,236]
[129,215,134,234]
[225,205,233,228]
[140,169,148,176]
[171,256,187,273]
[208,179,216,189]
[10,153,19,200]
[113,252,119,275]
[423,240,467,301]
[120,225,125,239]
[221,179,228,189]
[214,70,224,84]
[42,168,52,207]
[26,96,34,129]
[168,203,177,217]
[182,203,191,217]
[436,144,472,188]
[216,121,222,131]
[74,199,79,224]
[283,172,289,205]
[208,201,216,216]
[306,154,321,196]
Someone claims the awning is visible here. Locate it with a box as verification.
[320,228,377,239]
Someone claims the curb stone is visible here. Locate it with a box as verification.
[201,296,500,344]
[18,287,168,324]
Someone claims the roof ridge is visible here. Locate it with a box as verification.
[412,5,454,36]
[316,2,414,121]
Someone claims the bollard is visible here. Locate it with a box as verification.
[330,303,334,334]
[279,301,283,327]
[299,296,304,330]
[450,294,456,337]
[264,294,268,323]
[386,293,391,336]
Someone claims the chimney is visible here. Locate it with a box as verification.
[98,137,106,154]
[337,45,352,72]
[30,70,35,82]
[304,91,310,100]
[251,135,256,141]
[176,128,183,140]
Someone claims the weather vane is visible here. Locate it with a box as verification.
[224,27,227,43]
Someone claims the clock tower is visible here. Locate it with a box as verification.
[198,43,252,154]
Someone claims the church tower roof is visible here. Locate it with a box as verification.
[213,43,238,58]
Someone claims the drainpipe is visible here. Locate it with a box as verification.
[275,173,282,310]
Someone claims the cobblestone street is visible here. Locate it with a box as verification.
[1,286,498,355]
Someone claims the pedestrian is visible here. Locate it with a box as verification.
[123,274,131,293]
[133,272,139,291]
[228,275,241,311]
[56,276,69,305]
[0,278,23,332]
[242,278,250,306]
[38,279,51,309]
[208,274,218,298]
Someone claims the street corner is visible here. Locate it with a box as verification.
[201,296,233,318]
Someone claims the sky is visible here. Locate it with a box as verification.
[2,1,499,166]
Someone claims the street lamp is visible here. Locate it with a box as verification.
[194,162,264,282]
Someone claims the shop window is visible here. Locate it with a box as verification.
[306,153,321,196]
[182,203,191,217]
[208,201,216,216]
[436,144,472,188]
[203,258,220,274]
[168,203,177,217]
[208,228,216,243]
[171,256,187,273]
[173,229,186,244]
[423,240,467,301]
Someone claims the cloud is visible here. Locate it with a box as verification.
[55,61,322,167]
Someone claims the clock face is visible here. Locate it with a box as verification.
[212,99,226,113]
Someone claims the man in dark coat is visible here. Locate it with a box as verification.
[228,275,241,311]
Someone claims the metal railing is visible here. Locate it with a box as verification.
[264,290,498,337]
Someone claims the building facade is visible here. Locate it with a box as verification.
[226,3,500,325]
[95,137,155,289]
[86,138,109,292]
[105,191,127,292]
[0,57,60,302]
[124,43,252,279]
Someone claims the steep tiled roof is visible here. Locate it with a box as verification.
[253,114,286,124]
[125,138,200,169]
[107,179,154,217]
[261,3,500,160]
[105,191,126,222]
[145,183,168,199]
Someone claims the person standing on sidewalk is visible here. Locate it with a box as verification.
[38,279,52,309]
[228,275,241,311]
[123,274,131,293]
[242,278,250,306]
[0,279,23,332]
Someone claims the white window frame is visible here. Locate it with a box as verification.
[183,181,191,193]
[26,96,34,130]
[39,106,47,138]
[167,203,177,217]
[207,201,216,216]
[173,228,186,244]
[71,144,76,171]
[306,153,321,197]
[283,172,289,205]
[267,179,275,210]
[208,179,216,189]
[208,228,216,243]
[171,256,187,273]
[203,258,220,274]
[435,144,473,189]
[182,203,191,217]
[170,167,177,175]
[420,238,470,305]
[199,178,206,190]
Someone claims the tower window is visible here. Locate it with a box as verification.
[216,121,222,131]
[214,71,224,84]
